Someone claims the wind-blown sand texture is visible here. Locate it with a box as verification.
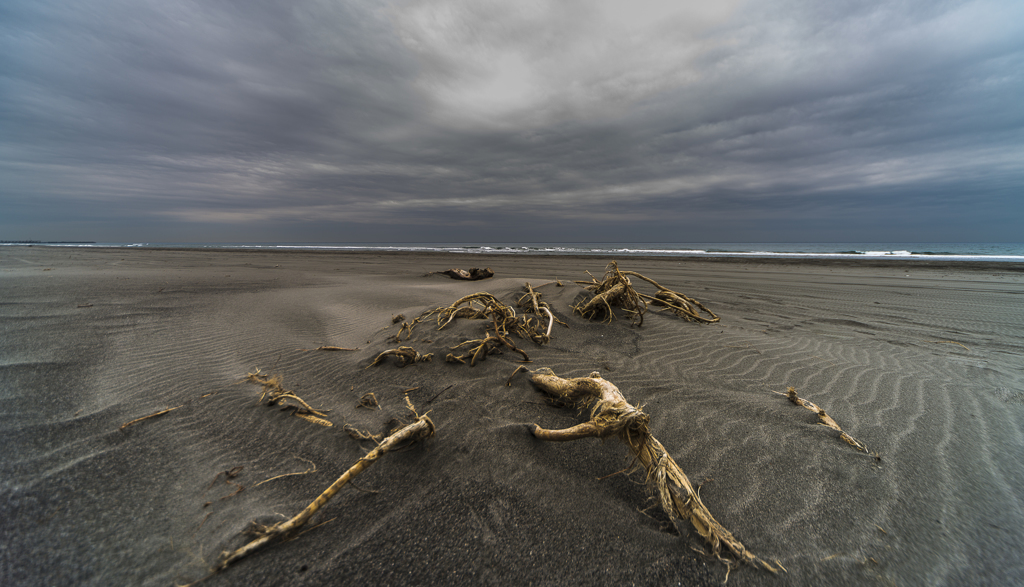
[2,247,1023,586]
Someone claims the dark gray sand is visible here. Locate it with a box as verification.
[2,247,1024,586]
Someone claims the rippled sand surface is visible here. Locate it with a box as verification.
[2,247,1023,586]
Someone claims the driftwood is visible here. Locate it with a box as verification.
[366,346,433,368]
[381,292,542,365]
[515,282,567,344]
[574,262,719,325]
[625,272,719,324]
[574,262,645,324]
[217,399,434,572]
[446,330,530,365]
[434,293,536,365]
[428,267,494,280]
[245,370,332,427]
[390,290,558,352]
[774,387,872,454]
[119,405,183,431]
[393,309,444,343]
[436,293,509,329]
[528,368,776,573]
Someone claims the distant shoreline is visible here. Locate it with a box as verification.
[4,243,1023,270]
[0,240,96,244]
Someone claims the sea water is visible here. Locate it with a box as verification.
[4,241,1024,262]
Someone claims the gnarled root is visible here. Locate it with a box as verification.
[366,346,433,368]
[436,293,511,329]
[622,271,719,324]
[446,333,530,366]
[516,282,567,343]
[573,262,645,325]
[528,368,776,573]
[437,292,550,351]
[572,262,719,325]
[217,400,434,572]
[647,290,720,323]
[244,369,332,426]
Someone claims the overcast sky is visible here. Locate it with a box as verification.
[2,0,1022,243]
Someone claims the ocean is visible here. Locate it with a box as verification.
[4,241,1024,262]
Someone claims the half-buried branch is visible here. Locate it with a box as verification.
[217,398,434,572]
[775,387,872,454]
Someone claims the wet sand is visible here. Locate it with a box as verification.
[2,246,1023,586]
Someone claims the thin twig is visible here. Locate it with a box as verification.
[253,457,318,489]
[119,405,184,431]
[926,340,970,351]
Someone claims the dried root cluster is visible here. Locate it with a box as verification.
[439,293,533,366]
[373,264,717,371]
[374,290,561,369]
[367,346,433,368]
[574,261,719,325]
[245,369,332,427]
[516,282,567,344]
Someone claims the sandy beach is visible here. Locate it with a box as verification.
[2,246,1023,586]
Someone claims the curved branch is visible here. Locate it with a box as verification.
[527,369,776,572]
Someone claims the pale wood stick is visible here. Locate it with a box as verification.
[218,411,434,570]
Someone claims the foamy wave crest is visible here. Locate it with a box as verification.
[858,250,913,256]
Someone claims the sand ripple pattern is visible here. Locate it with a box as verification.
[2,250,1023,586]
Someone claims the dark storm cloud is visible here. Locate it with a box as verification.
[2,0,1022,241]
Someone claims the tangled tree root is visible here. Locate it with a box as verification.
[527,368,777,573]
[217,398,434,572]
[446,331,530,365]
[245,369,332,427]
[622,272,720,324]
[391,291,516,343]
[574,262,645,324]
[775,387,872,454]
[516,282,567,344]
[574,261,719,325]
[389,290,558,354]
[443,310,531,365]
[436,292,509,329]
[436,293,535,365]
[440,292,549,342]
[383,292,543,366]
[366,346,433,368]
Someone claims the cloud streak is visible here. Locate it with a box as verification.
[2,0,1022,242]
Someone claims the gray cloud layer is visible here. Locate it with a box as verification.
[2,0,1022,242]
